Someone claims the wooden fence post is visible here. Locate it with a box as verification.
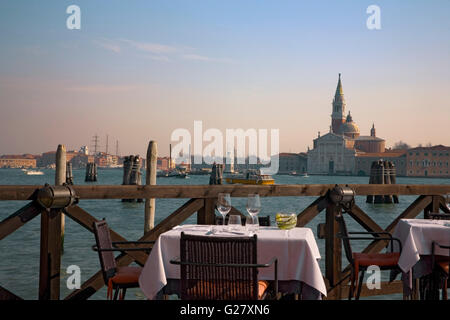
[39,144,65,300]
[197,198,216,225]
[145,141,157,233]
[325,201,342,296]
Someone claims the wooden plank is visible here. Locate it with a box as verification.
[296,195,328,227]
[197,198,216,225]
[0,201,42,240]
[2,184,450,200]
[39,209,62,300]
[64,198,203,300]
[325,203,342,290]
[346,204,385,233]
[0,286,23,300]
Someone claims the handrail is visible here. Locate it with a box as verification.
[1,184,450,200]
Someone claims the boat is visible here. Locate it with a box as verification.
[225,169,274,185]
[301,172,309,177]
[25,170,44,175]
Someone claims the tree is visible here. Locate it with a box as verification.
[393,141,410,150]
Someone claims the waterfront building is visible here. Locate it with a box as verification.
[406,145,450,178]
[0,157,36,168]
[277,153,308,174]
[307,74,389,175]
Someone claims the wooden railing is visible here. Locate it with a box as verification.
[0,184,449,300]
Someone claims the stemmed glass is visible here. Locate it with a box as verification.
[217,193,231,232]
[246,194,261,233]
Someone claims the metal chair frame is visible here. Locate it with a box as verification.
[336,213,403,300]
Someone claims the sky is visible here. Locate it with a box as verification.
[0,0,449,157]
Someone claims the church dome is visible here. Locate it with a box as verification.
[342,111,360,138]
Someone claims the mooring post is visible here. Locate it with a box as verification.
[39,144,65,300]
[145,141,157,233]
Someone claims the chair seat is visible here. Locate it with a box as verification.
[437,261,449,275]
[107,266,142,299]
[186,280,269,300]
[353,252,400,267]
[112,266,142,284]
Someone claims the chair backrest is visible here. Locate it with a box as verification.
[179,232,259,300]
[335,214,354,265]
[93,220,117,284]
[215,215,271,226]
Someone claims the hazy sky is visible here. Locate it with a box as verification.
[1,0,449,157]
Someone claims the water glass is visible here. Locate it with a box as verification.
[228,215,242,232]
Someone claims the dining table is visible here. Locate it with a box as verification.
[138,224,327,300]
[391,218,450,298]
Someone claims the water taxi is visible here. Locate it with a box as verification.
[25,170,44,175]
[225,170,274,185]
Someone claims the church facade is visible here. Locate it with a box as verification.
[307,74,387,175]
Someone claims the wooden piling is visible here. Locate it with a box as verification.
[85,162,97,182]
[383,161,393,203]
[145,141,157,233]
[66,162,74,185]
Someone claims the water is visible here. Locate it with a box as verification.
[0,168,448,300]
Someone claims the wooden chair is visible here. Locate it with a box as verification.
[431,241,449,300]
[170,232,278,300]
[335,213,403,300]
[92,220,154,300]
[215,215,271,226]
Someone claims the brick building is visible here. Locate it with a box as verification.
[406,145,450,178]
[355,151,407,176]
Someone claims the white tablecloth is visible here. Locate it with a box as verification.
[392,219,450,272]
[139,225,327,299]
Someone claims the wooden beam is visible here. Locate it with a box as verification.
[64,198,203,300]
[296,195,328,227]
[38,209,62,300]
[197,198,216,225]
[0,286,23,300]
[325,203,342,291]
[0,201,43,240]
[63,206,150,265]
[346,204,385,233]
[2,184,450,200]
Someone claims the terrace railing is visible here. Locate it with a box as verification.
[0,184,449,300]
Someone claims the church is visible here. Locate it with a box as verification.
[307,74,386,175]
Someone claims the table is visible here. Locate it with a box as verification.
[392,219,450,297]
[139,224,327,300]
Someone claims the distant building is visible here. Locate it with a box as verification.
[157,157,170,171]
[307,74,388,175]
[278,153,307,174]
[406,145,450,178]
[80,146,89,155]
[0,157,36,168]
[37,151,56,167]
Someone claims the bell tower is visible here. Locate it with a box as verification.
[371,123,376,137]
[331,73,346,134]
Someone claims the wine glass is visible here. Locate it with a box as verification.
[246,194,261,233]
[217,193,231,232]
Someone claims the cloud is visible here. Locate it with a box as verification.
[181,54,234,64]
[93,39,121,53]
[120,39,177,54]
[94,37,234,64]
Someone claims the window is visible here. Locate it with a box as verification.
[424,153,428,156]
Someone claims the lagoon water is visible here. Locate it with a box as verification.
[0,168,449,300]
